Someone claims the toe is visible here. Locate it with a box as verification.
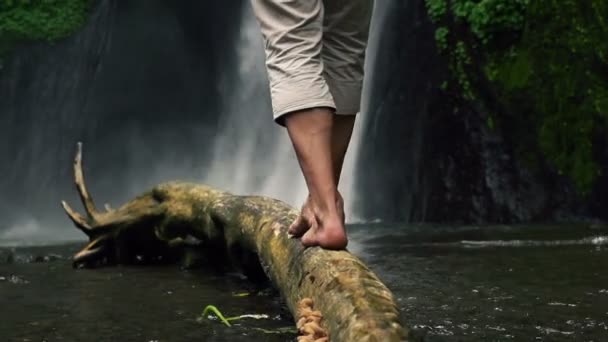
[300,221,320,247]
[288,215,309,237]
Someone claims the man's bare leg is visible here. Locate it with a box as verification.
[288,114,356,237]
[284,107,348,249]
[329,114,356,224]
[331,115,357,185]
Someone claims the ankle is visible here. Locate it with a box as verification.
[311,196,339,216]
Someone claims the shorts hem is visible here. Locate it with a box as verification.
[273,99,337,126]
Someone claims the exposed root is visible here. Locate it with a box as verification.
[104,203,114,213]
[61,200,92,234]
[73,142,99,219]
[61,143,113,266]
[296,298,328,342]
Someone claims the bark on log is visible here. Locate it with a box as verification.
[62,143,407,342]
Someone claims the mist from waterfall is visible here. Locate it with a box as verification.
[342,0,390,222]
[203,4,308,208]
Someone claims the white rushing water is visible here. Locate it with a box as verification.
[203,4,308,208]
[342,0,390,222]
[203,2,387,222]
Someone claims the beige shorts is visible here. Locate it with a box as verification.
[251,0,374,125]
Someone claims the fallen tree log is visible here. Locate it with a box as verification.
[61,143,407,342]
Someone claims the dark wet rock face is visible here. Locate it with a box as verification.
[412,97,584,223]
[353,0,598,223]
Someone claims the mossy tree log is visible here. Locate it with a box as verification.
[61,143,407,342]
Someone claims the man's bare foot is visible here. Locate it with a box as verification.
[288,196,315,238]
[282,108,350,250]
[288,196,313,237]
[301,210,347,250]
[297,192,347,250]
[288,193,345,238]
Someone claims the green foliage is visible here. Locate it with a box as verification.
[425,0,529,101]
[451,0,528,43]
[434,26,449,51]
[425,0,608,193]
[427,0,448,22]
[484,48,531,90]
[453,40,474,100]
[486,114,495,130]
[0,0,90,57]
[492,0,607,193]
[426,0,528,45]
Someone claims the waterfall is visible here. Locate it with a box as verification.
[341,0,390,223]
[351,0,441,222]
[203,3,308,207]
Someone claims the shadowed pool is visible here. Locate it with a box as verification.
[2,223,607,341]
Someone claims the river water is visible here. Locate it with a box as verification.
[1,223,607,341]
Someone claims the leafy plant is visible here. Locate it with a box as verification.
[425,0,608,193]
[0,0,91,57]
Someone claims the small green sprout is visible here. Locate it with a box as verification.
[200,305,232,327]
[199,305,271,327]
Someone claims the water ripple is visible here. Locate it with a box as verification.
[460,235,608,247]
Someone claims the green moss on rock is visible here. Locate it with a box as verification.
[426,0,608,194]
